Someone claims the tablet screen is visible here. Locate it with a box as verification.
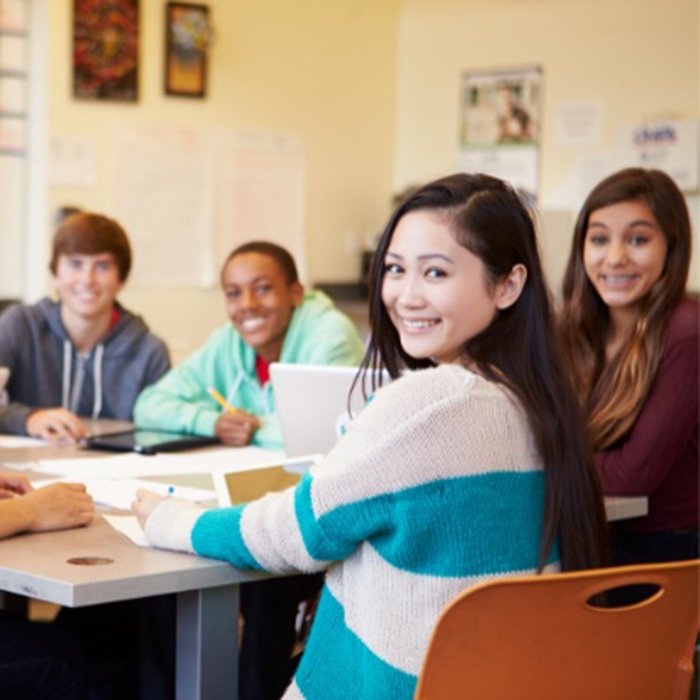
[84,429,219,454]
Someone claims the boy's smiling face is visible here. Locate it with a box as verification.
[54,252,123,323]
[221,252,303,362]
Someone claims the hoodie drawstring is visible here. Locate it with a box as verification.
[225,372,272,415]
[61,340,71,410]
[226,374,244,406]
[92,344,104,419]
[61,341,104,419]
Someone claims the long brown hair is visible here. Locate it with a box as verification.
[559,168,692,450]
[361,173,606,571]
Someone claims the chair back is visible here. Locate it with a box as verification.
[415,559,700,700]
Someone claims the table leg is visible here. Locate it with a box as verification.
[0,591,28,617]
[176,584,239,700]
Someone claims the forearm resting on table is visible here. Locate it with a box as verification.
[0,484,94,539]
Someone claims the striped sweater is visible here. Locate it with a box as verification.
[145,364,558,699]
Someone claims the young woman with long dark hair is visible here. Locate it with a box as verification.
[134,173,606,699]
[559,167,698,565]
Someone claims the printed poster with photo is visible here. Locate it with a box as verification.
[458,66,542,203]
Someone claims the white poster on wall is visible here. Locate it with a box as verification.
[49,134,97,187]
[215,132,306,281]
[458,65,542,201]
[616,119,700,192]
[554,101,604,147]
[110,126,307,288]
[111,126,216,287]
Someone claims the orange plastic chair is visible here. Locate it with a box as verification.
[415,559,700,700]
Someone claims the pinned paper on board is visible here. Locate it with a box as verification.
[554,102,604,147]
[617,119,699,192]
[458,65,542,202]
[110,126,307,288]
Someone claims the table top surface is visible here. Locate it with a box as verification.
[0,421,268,606]
[0,514,266,607]
[0,421,648,607]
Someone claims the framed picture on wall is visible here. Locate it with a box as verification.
[458,65,542,203]
[73,0,139,101]
[164,2,210,98]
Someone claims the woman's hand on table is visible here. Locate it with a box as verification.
[0,472,32,499]
[132,489,166,529]
[21,483,94,532]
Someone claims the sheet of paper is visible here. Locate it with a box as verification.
[158,446,286,473]
[112,126,216,287]
[0,35,26,72]
[36,446,285,479]
[0,75,26,113]
[49,134,97,187]
[0,435,48,448]
[216,132,307,280]
[0,0,28,32]
[554,101,604,146]
[32,477,216,511]
[0,155,24,297]
[103,514,151,548]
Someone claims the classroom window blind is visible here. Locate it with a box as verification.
[0,0,28,300]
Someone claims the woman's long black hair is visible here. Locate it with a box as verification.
[359,173,606,571]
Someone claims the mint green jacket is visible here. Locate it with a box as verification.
[133,291,364,449]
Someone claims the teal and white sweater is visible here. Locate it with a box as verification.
[144,364,558,699]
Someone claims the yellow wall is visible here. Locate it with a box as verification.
[395,0,699,290]
[46,0,399,359]
[40,0,699,358]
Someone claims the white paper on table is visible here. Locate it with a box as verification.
[0,461,38,472]
[103,514,151,548]
[0,436,48,448]
[32,477,216,511]
[36,446,285,479]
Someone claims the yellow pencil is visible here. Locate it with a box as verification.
[207,386,238,415]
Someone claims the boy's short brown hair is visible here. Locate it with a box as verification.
[49,212,132,282]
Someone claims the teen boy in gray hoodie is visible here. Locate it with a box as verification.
[0,212,170,439]
[0,211,173,699]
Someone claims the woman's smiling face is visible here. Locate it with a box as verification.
[381,210,501,364]
[583,199,668,313]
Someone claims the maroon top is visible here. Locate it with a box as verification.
[595,297,699,533]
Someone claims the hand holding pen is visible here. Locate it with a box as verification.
[208,386,260,446]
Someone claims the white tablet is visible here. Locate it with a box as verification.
[212,455,320,506]
[270,363,390,457]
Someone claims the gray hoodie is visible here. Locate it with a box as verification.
[0,298,170,435]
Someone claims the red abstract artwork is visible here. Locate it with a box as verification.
[73,0,139,101]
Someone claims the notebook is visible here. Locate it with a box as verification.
[83,429,219,455]
[212,456,319,506]
[269,363,389,457]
